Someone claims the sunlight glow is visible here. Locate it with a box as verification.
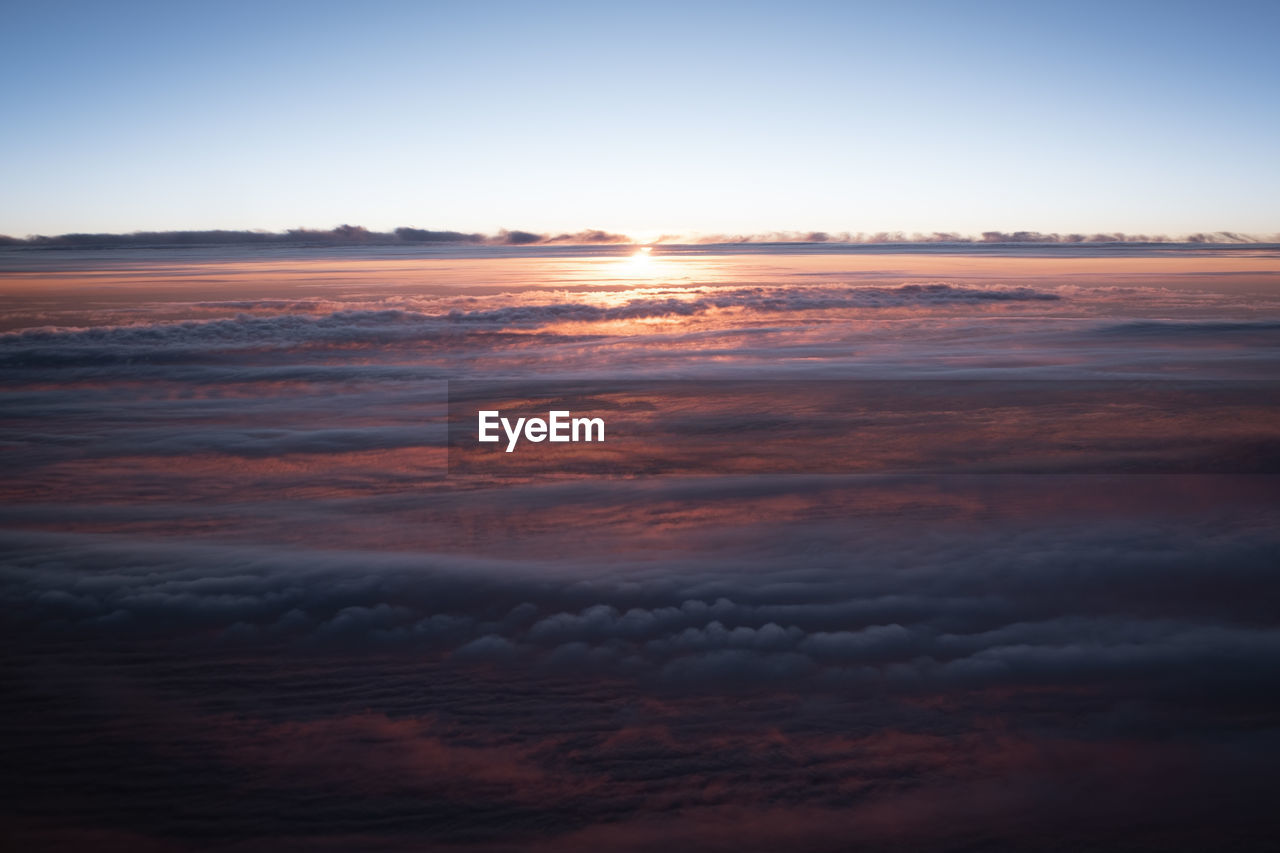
[618,245,662,278]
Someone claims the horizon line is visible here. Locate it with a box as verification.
[2,225,1278,250]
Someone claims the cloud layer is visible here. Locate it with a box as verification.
[3,226,1277,248]
[3,245,1279,850]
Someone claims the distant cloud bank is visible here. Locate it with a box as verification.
[690,229,1278,245]
[0,225,632,249]
[0,225,1275,249]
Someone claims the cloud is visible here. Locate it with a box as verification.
[0,225,628,248]
[683,230,1279,245]
[1095,320,1280,337]
[3,241,1279,849]
[4,507,1277,693]
[4,464,1279,849]
[3,227,1276,248]
[543,229,632,244]
[4,494,1279,847]
[392,227,486,243]
[495,229,544,245]
[0,283,1063,366]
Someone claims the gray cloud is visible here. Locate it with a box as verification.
[0,225,631,249]
[5,508,1277,696]
[4,227,1276,249]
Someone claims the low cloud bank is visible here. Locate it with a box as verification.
[690,229,1278,244]
[1,226,1275,249]
[0,225,634,249]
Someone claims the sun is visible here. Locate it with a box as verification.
[618,245,660,277]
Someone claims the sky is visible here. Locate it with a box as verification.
[2,0,1278,238]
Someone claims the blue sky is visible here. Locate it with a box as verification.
[2,0,1277,237]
